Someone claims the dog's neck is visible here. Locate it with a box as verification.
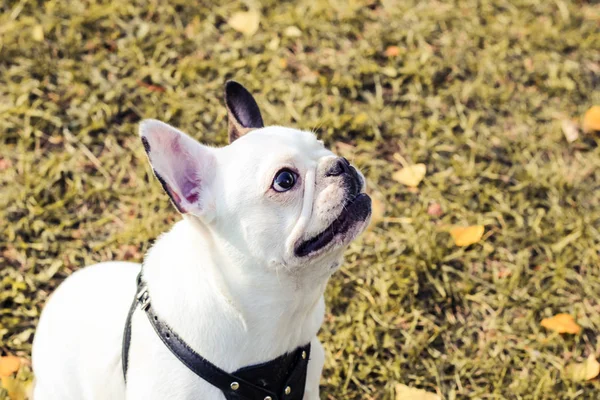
[142,218,328,371]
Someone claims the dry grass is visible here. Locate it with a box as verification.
[1,0,600,399]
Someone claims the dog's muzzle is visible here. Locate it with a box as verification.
[325,157,364,197]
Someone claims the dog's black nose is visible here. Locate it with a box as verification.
[326,157,351,177]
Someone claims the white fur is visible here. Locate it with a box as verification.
[32,122,369,399]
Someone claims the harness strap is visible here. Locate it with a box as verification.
[121,273,141,381]
[121,273,311,400]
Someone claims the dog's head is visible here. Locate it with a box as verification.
[140,82,371,276]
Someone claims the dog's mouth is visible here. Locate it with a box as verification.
[294,193,371,258]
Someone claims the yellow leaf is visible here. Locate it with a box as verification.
[395,383,440,400]
[561,119,579,143]
[32,25,44,42]
[368,193,385,230]
[0,376,28,400]
[283,26,302,37]
[354,113,368,125]
[228,10,260,36]
[541,313,581,334]
[392,164,426,187]
[0,356,21,377]
[449,225,484,247]
[565,354,600,382]
[137,23,150,39]
[582,105,600,133]
[184,16,200,39]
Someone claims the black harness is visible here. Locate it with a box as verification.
[122,273,311,400]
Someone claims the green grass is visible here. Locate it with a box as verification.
[1,0,600,398]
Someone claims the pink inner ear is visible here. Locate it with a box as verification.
[141,119,213,215]
[166,136,201,205]
[182,177,200,204]
[171,136,182,153]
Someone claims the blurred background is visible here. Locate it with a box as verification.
[1,0,599,399]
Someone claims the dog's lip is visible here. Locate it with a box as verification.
[294,193,371,258]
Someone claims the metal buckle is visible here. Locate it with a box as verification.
[136,286,150,311]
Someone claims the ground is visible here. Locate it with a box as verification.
[1,0,599,399]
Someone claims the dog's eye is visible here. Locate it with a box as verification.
[272,169,296,192]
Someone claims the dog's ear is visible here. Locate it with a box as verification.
[140,120,216,220]
[224,81,264,143]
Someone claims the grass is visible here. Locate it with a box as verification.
[1,0,599,398]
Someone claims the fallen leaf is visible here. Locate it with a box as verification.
[0,356,21,377]
[427,202,443,217]
[583,105,600,133]
[48,134,63,145]
[136,80,165,92]
[449,225,484,247]
[32,24,44,42]
[0,158,12,171]
[497,267,512,278]
[354,113,368,125]
[384,46,400,57]
[184,16,200,39]
[368,193,385,229]
[283,26,302,37]
[541,313,581,334]
[0,376,29,400]
[137,22,150,39]
[228,10,260,36]
[565,354,600,382]
[561,119,579,143]
[395,383,440,400]
[392,164,426,187]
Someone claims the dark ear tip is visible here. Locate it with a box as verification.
[224,80,250,98]
[224,80,264,132]
[225,80,241,88]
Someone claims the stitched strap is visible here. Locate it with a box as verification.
[144,302,279,399]
[233,343,311,400]
[123,273,311,400]
[279,345,310,399]
[122,273,142,381]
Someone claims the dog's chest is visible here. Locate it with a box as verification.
[126,297,312,400]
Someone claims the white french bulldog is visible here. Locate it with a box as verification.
[31,82,371,400]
